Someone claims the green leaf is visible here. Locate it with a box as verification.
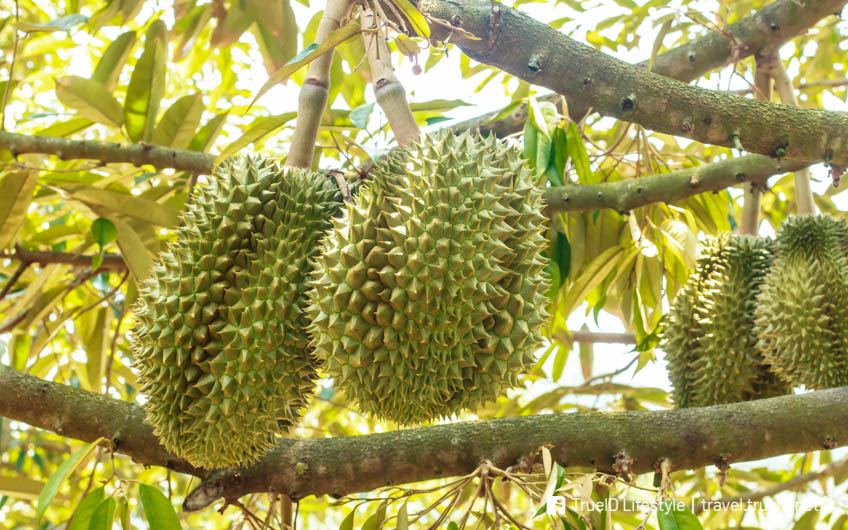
[0,170,37,250]
[566,122,593,183]
[340,510,355,530]
[151,93,204,149]
[390,0,430,38]
[124,21,168,142]
[68,487,105,530]
[552,126,569,183]
[349,102,375,128]
[36,437,103,524]
[216,113,297,161]
[88,497,117,530]
[396,502,409,530]
[447,523,459,530]
[252,22,362,105]
[361,501,387,530]
[139,484,182,530]
[67,186,180,227]
[55,76,123,127]
[36,117,93,137]
[523,119,539,168]
[189,112,229,152]
[90,218,117,248]
[18,14,88,32]
[656,502,703,530]
[118,498,131,530]
[0,475,44,500]
[408,99,470,112]
[579,325,593,379]
[92,31,137,91]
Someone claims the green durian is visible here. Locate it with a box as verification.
[307,130,550,424]
[662,234,788,407]
[754,215,848,390]
[131,156,345,468]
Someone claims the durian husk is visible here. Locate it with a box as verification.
[754,215,848,390]
[662,234,788,407]
[131,155,345,468]
[307,130,550,424]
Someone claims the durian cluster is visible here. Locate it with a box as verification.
[663,215,848,408]
[132,132,550,468]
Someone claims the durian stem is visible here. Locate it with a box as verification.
[361,7,421,148]
[768,57,817,215]
[739,62,772,235]
[286,0,351,169]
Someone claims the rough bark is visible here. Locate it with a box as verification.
[418,0,848,164]
[449,0,848,137]
[0,365,845,511]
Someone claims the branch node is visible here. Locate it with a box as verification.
[612,451,634,482]
[823,437,837,450]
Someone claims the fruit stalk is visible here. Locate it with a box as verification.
[361,6,421,148]
[740,62,773,234]
[287,0,352,168]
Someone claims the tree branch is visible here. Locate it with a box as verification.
[0,365,845,512]
[450,0,848,138]
[0,131,216,173]
[418,0,848,163]
[0,249,127,271]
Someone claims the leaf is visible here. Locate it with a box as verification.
[36,117,93,137]
[0,475,44,500]
[390,0,430,38]
[408,99,471,112]
[252,22,362,105]
[36,438,103,524]
[216,113,297,161]
[18,14,88,32]
[67,186,180,227]
[92,31,136,91]
[91,218,118,248]
[151,93,204,149]
[395,35,420,56]
[55,76,123,127]
[349,102,375,129]
[656,502,703,530]
[139,484,182,530]
[648,19,673,71]
[579,325,593,380]
[68,487,105,530]
[566,122,593,183]
[339,510,355,530]
[118,498,131,530]
[396,502,409,530]
[124,21,168,142]
[561,246,627,317]
[94,211,153,281]
[523,119,539,168]
[189,112,229,152]
[88,497,117,530]
[361,501,387,530]
[0,170,37,250]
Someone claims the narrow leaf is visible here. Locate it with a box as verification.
[55,76,123,127]
[18,14,88,32]
[151,93,204,149]
[36,438,103,524]
[139,484,182,530]
[349,102,375,129]
[396,502,409,530]
[68,185,180,227]
[92,31,137,90]
[68,487,105,530]
[216,113,297,162]
[252,22,361,105]
[189,112,228,152]
[566,122,593,183]
[391,0,430,38]
[88,497,117,530]
[340,510,355,530]
[124,21,167,142]
[0,475,44,500]
[656,502,703,530]
[0,170,37,249]
[90,218,117,248]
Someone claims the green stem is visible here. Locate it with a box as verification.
[286,0,351,168]
[361,8,420,148]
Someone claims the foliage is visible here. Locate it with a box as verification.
[1,0,847,528]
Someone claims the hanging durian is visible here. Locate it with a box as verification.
[662,234,788,407]
[307,130,550,424]
[754,215,848,390]
[132,156,345,468]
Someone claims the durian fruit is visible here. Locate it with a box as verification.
[754,215,848,390]
[307,130,549,424]
[662,234,788,407]
[131,156,345,468]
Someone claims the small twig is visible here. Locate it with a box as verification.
[0,249,126,271]
[0,0,21,132]
[0,261,30,303]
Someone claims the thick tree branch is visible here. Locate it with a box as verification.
[0,249,127,271]
[0,131,216,173]
[0,365,845,512]
[450,0,848,138]
[419,0,848,163]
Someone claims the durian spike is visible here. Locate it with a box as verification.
[287,0,353,168]
[361,5,421,148]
